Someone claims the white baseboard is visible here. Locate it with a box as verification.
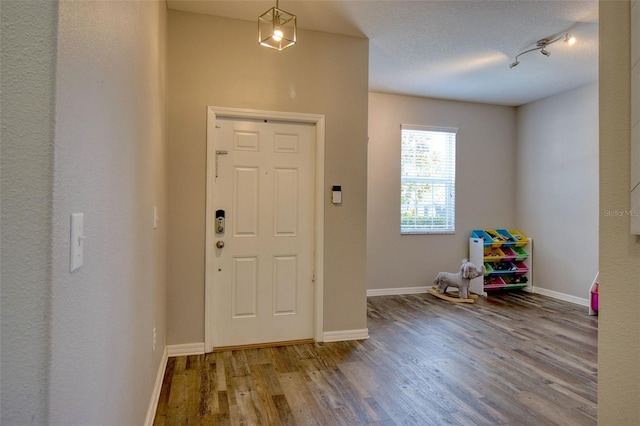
[144,346,168,426]
[525,286,589,307]
[367,286,428,297]
[366,285,589,308]
[166,332,371,352]
[323,328,369,342]
[167,342,206,357]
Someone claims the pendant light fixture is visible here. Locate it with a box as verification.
[258,0,297,51]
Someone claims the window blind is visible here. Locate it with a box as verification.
[400,125,456,234]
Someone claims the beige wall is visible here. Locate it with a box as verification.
[3,1,168,423]
[49,1,168,424]
[1,1,58,423]
[631,0,640,232]
[516,83,599,299]
[599,0,640,423]
[167,11,369,343]
[367,92,516,290]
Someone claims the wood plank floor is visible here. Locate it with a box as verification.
[154,291,597,425]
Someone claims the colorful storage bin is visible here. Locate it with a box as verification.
[471,229,528,247]
[491,261,517,274]
[501,247,516,261]
[494,229,517,246]
[502,275,528,285]
[513,246,529,261]
[513,261,529,274]
[484,230,508,247]
[483,263,494,275]
[483,247,505,261]
[508,229,529,247]
[484,275,506,289]
[472,229,496,247]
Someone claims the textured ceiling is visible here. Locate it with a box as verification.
[167,0,599,106]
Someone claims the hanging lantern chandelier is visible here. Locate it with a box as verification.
[258,0,297,51]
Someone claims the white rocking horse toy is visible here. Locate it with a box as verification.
[427,259,485,304]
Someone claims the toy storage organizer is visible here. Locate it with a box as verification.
[589,272,599,315]
[469,229,532,296]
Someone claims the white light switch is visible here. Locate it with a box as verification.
[332,185,342,204]
[70,213,85,272]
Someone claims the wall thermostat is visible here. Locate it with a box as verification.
[332,185,342,204]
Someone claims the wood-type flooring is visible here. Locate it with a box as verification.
[154,291,597,425]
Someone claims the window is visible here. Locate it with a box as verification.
[401,125,456,234]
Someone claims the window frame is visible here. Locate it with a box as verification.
[400,124,457,235]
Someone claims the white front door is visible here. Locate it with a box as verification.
[210,116,316,348]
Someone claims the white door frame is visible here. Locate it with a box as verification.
[204,106,325,353]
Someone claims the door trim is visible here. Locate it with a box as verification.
[204,106,325,353]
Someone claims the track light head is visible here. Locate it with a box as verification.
[540,48,550,57]
[509,60,519,69]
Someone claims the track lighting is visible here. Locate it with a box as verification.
[508,33,574,69]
